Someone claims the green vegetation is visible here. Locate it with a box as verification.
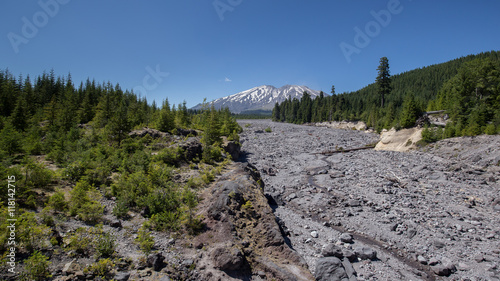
[273,51,500,135]
[20,251,51,281]
[0,69,241,276]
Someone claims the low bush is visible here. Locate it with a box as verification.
[20,251,51,281]
[135,225,155,255]
[84,258,115,279]
[47,190,67,211]
[151,211,181,232]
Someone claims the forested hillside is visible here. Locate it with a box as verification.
[0,70,241,279]
[273,51,500,136]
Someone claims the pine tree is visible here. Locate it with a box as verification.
[400,93,419,128]
[157,99,175,132]
[376,57,391,108]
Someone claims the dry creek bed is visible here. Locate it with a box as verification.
[238,119,500,281]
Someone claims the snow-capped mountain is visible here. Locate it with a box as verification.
[193,85,324,113]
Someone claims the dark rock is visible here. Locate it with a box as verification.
[140,206,150,218]
[321,244,344,258]
[212,247,246,271]
[51,229,63,246]
[343,250,357,262]
[342,258,357,280]
[223,140,241,160]
[114,272,130,281]
[314,257,348,281]
[340,233,354,243]
[207,181,240,220]
[176,128,197,136]
[432,263,456,277]
[181,139,202,161]
[354,246,377,260]
[110,220,122,228]
[147,253,165,271]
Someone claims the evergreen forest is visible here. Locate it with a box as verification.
[0,70,242,280]
[272,51,500,138]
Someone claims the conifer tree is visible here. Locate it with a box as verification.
[376,57,391,108]
[400,93,419,128]
[157,99,175,132]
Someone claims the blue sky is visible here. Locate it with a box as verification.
[1,0,499,108]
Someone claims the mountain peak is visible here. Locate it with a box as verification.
[192,85,325,113]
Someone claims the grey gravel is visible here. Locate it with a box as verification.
[239,119,500,281]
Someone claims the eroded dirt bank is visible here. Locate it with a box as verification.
[238,119,500,281]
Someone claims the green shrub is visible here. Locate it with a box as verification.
[151,211,181,232]
[201,145,222,164]
[48,190,67,211]
[21,251,51,281]
[264,127,272,133]
[66,227,93,256]
[23,158,54,190]
[96,232,116,258]
[63,160,87,182]
[84,258,115,279]
[69,180,92,216]
[484,123,497,135]
[185,215,205,235]
[112,199,129,219]
[66,226,114,258]
[421,126,443,143]
[138,188,180,217]
[79,201,104,225]
[154,146,184,166]
[69,180,104,224]
[16,212,52,253]
[135,225,155,255]
[111,171,152,209]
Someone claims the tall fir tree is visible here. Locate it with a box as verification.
[376,57,391,108]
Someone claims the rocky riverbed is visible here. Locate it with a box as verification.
[238,119,500,281]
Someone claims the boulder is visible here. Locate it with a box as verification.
[212,247,246,271]
[176,128,197,136]
[223,140,241,160]
[147,253,165,271]
[314,257,348,281]
[354,246,377,260]
[181,139,202,161]
[340,233,354,243]
[321,244,344,258]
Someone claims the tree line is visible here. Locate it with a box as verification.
[273,51,500,136]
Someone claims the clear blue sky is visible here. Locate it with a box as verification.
[1,0,499,108]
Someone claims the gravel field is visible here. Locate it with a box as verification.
[238,119,500,281]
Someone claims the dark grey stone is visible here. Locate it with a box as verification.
[314,257,348,281]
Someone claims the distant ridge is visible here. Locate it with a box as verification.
[192,85,324,113]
